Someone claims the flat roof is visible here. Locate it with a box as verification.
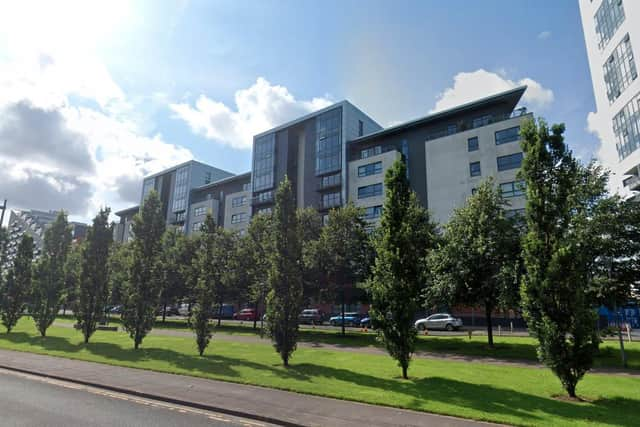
[115,205,139,217]
[348,86,527,144]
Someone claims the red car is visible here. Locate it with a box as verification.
[233,308,258,321]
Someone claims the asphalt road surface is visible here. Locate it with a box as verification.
[0,368,272,427]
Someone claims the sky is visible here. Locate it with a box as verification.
[0,0,602,223]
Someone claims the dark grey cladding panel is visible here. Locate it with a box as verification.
[275,129,289,186]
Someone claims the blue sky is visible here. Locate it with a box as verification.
[0,0,601,219]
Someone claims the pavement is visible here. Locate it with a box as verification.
[0,348,491,427]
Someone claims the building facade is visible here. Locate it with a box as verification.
[580,0,640,193]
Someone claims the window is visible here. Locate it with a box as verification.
[231,213,248,224]
[320,173,341,189]
[495,126,520,145]
[467,137,479,152]
[232,196,247,208]
[358,183,383,199]
[253,133,275,192]
[469,161,481,177]
[506,208,525,219]
[447,124,457,135]
[472,115,492,128]
[316,108,343,175]
[172,166,190,212]
[175,212,185,223]
[254,190,274,204]
[142,178,155,200]
[242,183,251,191]
[471,188,478,195]
[604,34,637,103]
[194,206,207,217]
[360,145,382,159]
[358,120,364,137]
[192,222,203,232]
[613,92,640,160]
[497,152,524,171]
[500,180,526,198]
[358,161,382,177]
[257,207,272,215]
[363,205,383,220]
[595,0,626,50]
[204,171,212,184]
[322,192,341,209]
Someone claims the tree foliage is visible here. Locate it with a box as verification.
[266,176,304,366]
[108,242,133,308]
[31,211,72,337]
[76,208,113,343]
[427,179,521,346]
[519,119,602,398]
[366,159,438,379]
[158,227,190,322]
[1,234,33,332]
[122,190,165,349]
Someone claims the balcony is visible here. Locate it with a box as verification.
[623,175,640,191]
[251,191,274,206]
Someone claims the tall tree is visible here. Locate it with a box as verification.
[427,179,521,347]
[108,242,132,308]
[0,226,8,277]
[76,208,113,343]
[266,176,304,366]
[1,234,33,332]
[366,159,438,379]
[31,211,72,337]
[520,119,602,398]
[191,214,234,355]
[312,204,372,335]
[297,207,323,305]
[62,243,82,315]
[242,212,272,332]
[158,227,189,322]
[122,190,166,349]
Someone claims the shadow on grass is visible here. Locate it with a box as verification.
[289,363,639,426]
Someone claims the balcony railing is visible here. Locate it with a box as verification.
[424,108,530,142]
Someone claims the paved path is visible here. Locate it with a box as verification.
[0,348,491,427]
[53,321,640,377]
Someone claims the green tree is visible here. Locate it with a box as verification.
[76,208,113,343]
[31,211,72,337]
[191,214,234,355]
[266,176,304,366]
[366,159,438,379]
[108,242,132,308]
[312,204,372,335]
[0,226,8,277]
[62,243,82,315]
[122,190,166,349]
[296,207,323,305]
[427,179,521,347]
[520,119,602,398]
[158,227,190,322]
[1,234,33,332]
[241,212,272,332]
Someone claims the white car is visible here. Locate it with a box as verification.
[415,313,463,331]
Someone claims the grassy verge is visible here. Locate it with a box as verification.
[2,318,639,426]
[55,315,640,369]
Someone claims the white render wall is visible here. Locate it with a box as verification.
[579,0,640,193]
[425,116,528,224]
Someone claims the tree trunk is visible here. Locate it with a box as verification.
[615,304,628,368]
[217,301,222,327]
[162,302,167,323]
[253,299,258,330]
[341,284,346,336]
[566,382,577,398]
[485,303,494,347]
[402,364,408,379]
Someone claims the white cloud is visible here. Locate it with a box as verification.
[433,69,554,113]
[537,31,552,40]
[170,77,333,149]
[587,109,626,195]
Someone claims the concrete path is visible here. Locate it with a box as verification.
[0,348,491,427]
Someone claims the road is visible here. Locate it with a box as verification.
[0,368,272,427]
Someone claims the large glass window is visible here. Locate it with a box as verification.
[472,115,492,128]
[361,145,382,159]
[142,178,155,200]
[193,206,207,217]
[192,222,203,232]
[172,166,189,212]
[495,126,520,145]
[231,213,248,224]
[363,205,383,220]
[500,180,526,198]
[231,196,247,208]
[316,108,342,175]
[469,161,481,177]
[613,92,640,160]
[358,161,382,177]
[322,192,341,209]
[253,133,275,192]
[595,0,626,50]
[604,34,637,103]
[254,190,274,204]
[497,153,524,171]
[358,183,383,199]
[320,173,341,189]
[468,137,479,152]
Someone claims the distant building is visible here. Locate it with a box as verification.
[112,205,139,243]
[5,209,87,266]
[580,0,640,194]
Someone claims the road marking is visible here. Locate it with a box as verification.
[0,368,269,426]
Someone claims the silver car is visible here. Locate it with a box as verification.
[415,313,463,331]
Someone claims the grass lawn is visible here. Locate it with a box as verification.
[2,318,639,427]
[55,315,640,370]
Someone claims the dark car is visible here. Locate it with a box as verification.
[360,316,371,328]
[298,309,324,325]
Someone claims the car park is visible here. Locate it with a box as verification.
[298,309,324,324]
[414,313,463,331]
[329,312,361,327]
[233,308,259,321]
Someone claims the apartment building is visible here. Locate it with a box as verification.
[580,0,640,194]
[5,209,87,265]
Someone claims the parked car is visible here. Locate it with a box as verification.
[360,316,371,328]
[178,303,190,317]
[109,305,123,314]
[298,309,324,324]
[233,308,259,321]
[212,304,235,319]
[329,312,361,327]
[414,313,463,331]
